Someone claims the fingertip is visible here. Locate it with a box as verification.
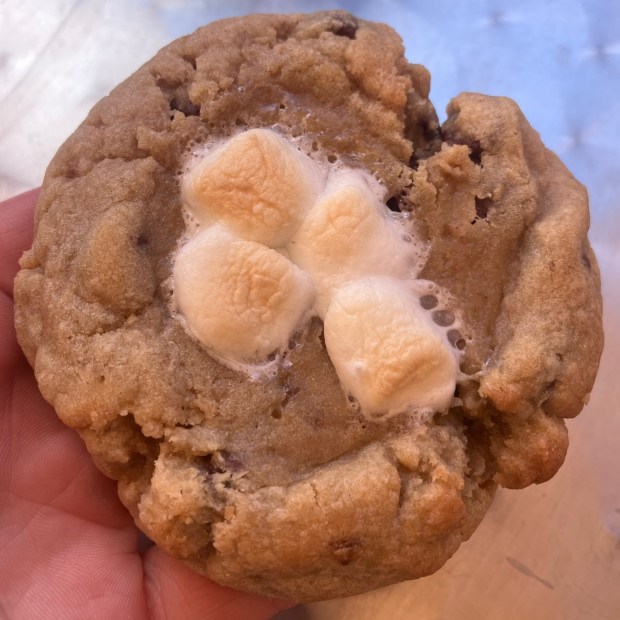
[0,188,40,297]
[0,292,20,381]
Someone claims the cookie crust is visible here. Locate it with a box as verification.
[14,11,602,600]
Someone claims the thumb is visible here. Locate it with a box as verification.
[143,546,295,620]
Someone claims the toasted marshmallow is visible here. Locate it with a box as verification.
[173,226,314,363]
[288,171,419,317]
[323,277,458,415]
[182,129,325,247]
[175,129,459,413]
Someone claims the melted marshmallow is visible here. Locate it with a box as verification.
[288,170,419,317]
[173,128,460,416]
[182,129,325,248]
[173,225,314,363]
[324,277,458,415]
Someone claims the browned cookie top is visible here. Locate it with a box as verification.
[13,11,603,601]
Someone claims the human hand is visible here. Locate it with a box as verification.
[0,190,294,619]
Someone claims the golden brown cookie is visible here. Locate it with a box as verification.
[13,11,603,601]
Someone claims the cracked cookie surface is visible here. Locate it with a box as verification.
[13,11,603,601]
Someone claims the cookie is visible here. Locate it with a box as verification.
[13,11,603,601]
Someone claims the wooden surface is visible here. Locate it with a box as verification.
[1,2,619,618]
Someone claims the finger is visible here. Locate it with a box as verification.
[1,357,134,530]
[0,289,20,378]
[0,499,145,620]
[0,188,39,298]
[143,547,295,620]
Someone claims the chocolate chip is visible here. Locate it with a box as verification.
[220,451,244,472]
[468,141,483,165]
[420,118,440,143]
[170,97,200,117]
[386,197,401,212]
[432,310,455,327]
[448,329,467,351]
[420,295,438,310]
[156,77,200,117]
[285,384,300,398]
[475,196,493,219]
[201,450,244,475]
[330,538,362,565]
[447,329,462,347]
[201,454,224,475]
[333,21,358,39]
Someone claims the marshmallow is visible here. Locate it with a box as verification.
[323,277,458,415]
[288,171,418,317]
[175,129,459,415]
[173,226,314,363]
[182,129,325,247]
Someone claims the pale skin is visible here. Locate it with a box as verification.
[0,190,293,619]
